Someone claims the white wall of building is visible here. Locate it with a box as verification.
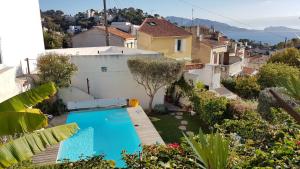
[184,64,221,89]
[0,0,44,74]
[0,67,22,102]
[70,55,164,109]
[45,47,165,109]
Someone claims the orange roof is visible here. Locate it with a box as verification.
[201,38,227,48]
[242,67,257,75]
[139,18,192,37]
[96,26,134,40]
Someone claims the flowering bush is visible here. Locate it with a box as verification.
[122,145,200,168]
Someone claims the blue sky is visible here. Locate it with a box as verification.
[39,0,300,29]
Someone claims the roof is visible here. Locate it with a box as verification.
[96,26,134,40]
[201,38,227,48]
[242,67,257,75]
[45,46,159,56]
[139,18,192,37]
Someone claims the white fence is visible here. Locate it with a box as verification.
[67,98,127,110]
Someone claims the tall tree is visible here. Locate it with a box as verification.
[127,57,184,112]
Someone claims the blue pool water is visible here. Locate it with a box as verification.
[57,108,141,167]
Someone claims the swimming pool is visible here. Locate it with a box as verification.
[57,108,142,167]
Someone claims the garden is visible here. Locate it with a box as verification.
[1,49,300,168]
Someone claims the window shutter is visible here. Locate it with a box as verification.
[182,39,186,52]
[174,39,178,52]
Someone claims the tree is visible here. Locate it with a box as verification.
[268,48,300,68]
[257,63,300,89]
[127,57,185,112]
[37,53,78,88]
[43,31,63,49]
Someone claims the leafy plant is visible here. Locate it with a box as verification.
[123,144,200,168]
[196,91,228,126]
[277,75,300,101]
[183,131,229,169]
[153,104,168,114]
[235,76,261,99]
[127,57,184,112]
[257,63,300,89]
[268,48,300,68]
[37,53,78,88]
[0,123,79,168]
[0,82,57,136]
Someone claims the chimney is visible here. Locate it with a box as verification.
[199,34,203,42]
[196,25,200,37]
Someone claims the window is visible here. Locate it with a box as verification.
[101,66,107,72]
[147,22,157,26]
[177,39,182,51]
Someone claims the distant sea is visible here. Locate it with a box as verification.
[223,31,300,45]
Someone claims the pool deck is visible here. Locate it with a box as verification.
[32,106,164,165]
[127,106,165,145]
[32,114,68,165]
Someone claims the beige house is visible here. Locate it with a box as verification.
[72,26,136,48]
[137,18,192,61]
[185,26,228,64]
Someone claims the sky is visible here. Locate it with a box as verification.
[39,0,300,29]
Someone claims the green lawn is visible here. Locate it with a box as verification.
[150,113,208,143]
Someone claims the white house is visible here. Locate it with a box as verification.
[0,0,44,74]
[72,26,137,48]
[45,46,165,109]
[0,0,44,102]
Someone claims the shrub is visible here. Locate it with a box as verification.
[153,104,168,114]
[9,156,115,169]
[235,76,261,99]
[216,108,300,168]
[257,87,299,119]
[122,144,199,168]
[226,99,255,119]
[268,48,300,68]
[257,63,300,89]
[221,77,236,92]
[37,53,78,88]
[35,98,66,116]
[222,76,261,99]
[196,91,228,126]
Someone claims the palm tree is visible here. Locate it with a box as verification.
[183,131,229,169]
[0,82,79,168]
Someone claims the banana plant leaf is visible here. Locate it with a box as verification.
[0,123,79,169]
[0,109,48,136]
[0,82,57,136]
[0,82,57,112]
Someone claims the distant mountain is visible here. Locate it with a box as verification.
[165,16,249,32]
[165,16,300,45]
[264,26,300,32]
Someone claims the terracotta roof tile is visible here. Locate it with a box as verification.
[96,26,134,40]
[139,18,192,37]
[242,67,257,75]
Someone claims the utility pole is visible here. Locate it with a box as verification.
[25,58,30,75]
[191,8,194,26]
[103,0,110,46]
[284,37,288,48]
